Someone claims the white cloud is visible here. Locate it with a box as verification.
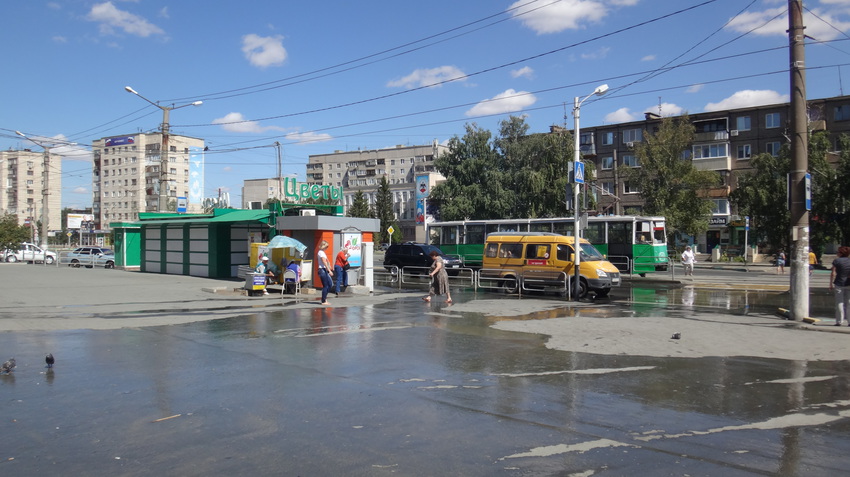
[511,66,535,79]
[73,187,88,194]
[387,66,467,89]
[53,36,68,43]
[509,0,608,34]
[242,34,287,68]
[608,0,639,5]
[605,107,639,123]
[222,166,232,172]
[686,84,704,93]
[641,54,656,62]
[159,7,169,19]
[581,46,611,60]
[704,90,789,111]
[285,131,333,145]
[212,112,286,133]
[465,89,537,117]
[726,5,850,41]
[87,2,164,37]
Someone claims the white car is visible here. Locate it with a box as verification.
[3,242,57,264]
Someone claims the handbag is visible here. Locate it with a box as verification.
[343,263,350,271]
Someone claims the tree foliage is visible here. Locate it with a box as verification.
[431,116,576,220]
[373,176,398,243]
[0,214,30,252]
[729,147,790,251]
[625,115,720,239]
[347,190,372,218]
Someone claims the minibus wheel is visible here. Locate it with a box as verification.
[501,276,519,294]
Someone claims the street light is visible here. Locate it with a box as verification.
[571,83,608,300]
[16,131,53,250]
[124,86,202,212]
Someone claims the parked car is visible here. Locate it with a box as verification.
[383,243,463,276]
[3,242,57,264]
[66,247,115,268]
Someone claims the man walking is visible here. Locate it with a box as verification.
[681,246,696,277]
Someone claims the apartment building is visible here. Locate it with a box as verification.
[579,94,850,251]
[242,176,298,209]
[306,142,447,240]
[92,133,205,230]
[0,149,62,234]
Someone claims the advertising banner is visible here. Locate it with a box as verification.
[415,174,429,200]
[189,146,204,205]
[342,233,362,267]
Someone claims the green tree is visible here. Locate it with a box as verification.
[625,115,720,239]
[431,123,512,220]
[374,177,396,243]
[729,147,791,251]
[347,190,372,218]
[0,213,30,252]
[835,134,850,244]
[808,131,842,256]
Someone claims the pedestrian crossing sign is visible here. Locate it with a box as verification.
[573,161,585,184]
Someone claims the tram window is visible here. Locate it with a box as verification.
[530,223,552,233]
[608,222,631,244]
[467,225,485,244]
[584,223,604,243]
[442,226,458,244]
[553,222,573,235]
[653,228,666,244]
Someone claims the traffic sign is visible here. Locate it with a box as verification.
[573,161,585,184]
[387,226,395,236]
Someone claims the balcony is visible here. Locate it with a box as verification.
[694,130,729,142]
[693,155,732,171]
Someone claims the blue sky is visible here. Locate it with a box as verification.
[2,0,850,210]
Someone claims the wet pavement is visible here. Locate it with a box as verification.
[1,264,850,476]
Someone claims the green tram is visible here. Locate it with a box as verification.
[428,215,669,275]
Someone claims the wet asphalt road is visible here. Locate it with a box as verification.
[1,265,850,476]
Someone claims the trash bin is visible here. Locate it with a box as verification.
[245,273,266,295]
[347,268,359,286]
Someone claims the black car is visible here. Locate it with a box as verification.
[383,243,463,276]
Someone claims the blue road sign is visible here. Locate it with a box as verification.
[573,161,585,184]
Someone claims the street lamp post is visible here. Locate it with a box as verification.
[572,84,608,300]
[124,86,202,213]
[16,131,52,250]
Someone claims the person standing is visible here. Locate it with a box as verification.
[829,245,850,326]
[333,249,350,297]
[423,250,452,304]
[681,246,696,277]
[317,241,333,305]
[776,250,786,274]
[808,250,817,276]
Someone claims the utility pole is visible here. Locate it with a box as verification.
[16,131,52,250]
[789,0,809,321]
[124,86,202,213]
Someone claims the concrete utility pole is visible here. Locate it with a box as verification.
[789,0,810,321]
[16,131,52,250]
[124,86,202,213]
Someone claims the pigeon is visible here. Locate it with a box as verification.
[45,354,55,369]
[671,332,681,340]
[1,358,16,374]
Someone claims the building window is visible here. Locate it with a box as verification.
[835,105,850,121]
[765,112,780,128]
[623,128,643,143]
[624,181,640,194]
[766,141,781,157]
[601,156,614,170]
[711,199,729,215]
[693,143,728,159]
[736,116,751,131]
[623,154,639,167]
[601,132,614,145]
[737,144,751,160]
[601,181,615,195]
